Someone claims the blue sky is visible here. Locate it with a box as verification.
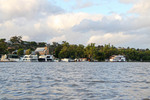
[0,0,150,48]
[52,0,133,15]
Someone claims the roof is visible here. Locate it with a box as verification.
[35,47,45,52]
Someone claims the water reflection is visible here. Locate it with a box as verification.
[0,62,150,99]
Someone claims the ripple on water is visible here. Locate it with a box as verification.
[0,62,150,99]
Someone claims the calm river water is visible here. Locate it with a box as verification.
[0,62,150,100]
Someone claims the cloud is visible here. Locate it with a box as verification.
[129,0,150,15]
[72,13,150,34]
[87,33,150,48]
[0,0,150,48]
[73,2,94,9]
[119,0,139,4]
[47,12,103,30]
[87,32,135,45]
[72,14,123,33]
[71,0,95,9]
[0,0,64,20]
[22,36,30,41]
[49,35,66,43]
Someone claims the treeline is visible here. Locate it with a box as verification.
[0,36,46,56]
[1,36,150,61]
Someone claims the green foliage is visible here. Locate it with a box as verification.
[76,44,85,58]
[25,49,31,55]
[37,42,46,47]
[0,39,7,54]
[17,48,24,56]
[10,36,22,44]
[1,36,150,62]
[85,43,97,60]
[95,51,105,61]
[54,44,62,58]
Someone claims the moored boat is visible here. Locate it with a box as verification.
[21,55,38,62]
[38,55,54,62]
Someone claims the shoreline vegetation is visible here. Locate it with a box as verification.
[1,36,150,62]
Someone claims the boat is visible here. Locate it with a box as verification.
[21,55,38,62]
[109,55,126,62]
[61,58,75,62]
[38,55,54,62]
[75,58,87,62]
[1,54,20,62]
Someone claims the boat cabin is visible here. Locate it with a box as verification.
[21,55,38,62]
[38,55,53,62]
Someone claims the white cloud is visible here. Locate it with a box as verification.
[73,13,150,34]
[47,13,103,30]
[119,0,139,4]
[64,0,95,9]
[49,35,66,43]
[0,0,64,20]
[0,0,150,48]
[87,33,150,48]
[129,0,150,15]
[22,36,30,41]
[87,32,135,45]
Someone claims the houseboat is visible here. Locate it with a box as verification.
[1,54,20,62]
[38,55,54,62]
[21,55,38,62]
[109,55,126,62]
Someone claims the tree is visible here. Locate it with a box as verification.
[85,43,97,60]
[10,36,22,44]
[30,41,37,50]
[59,46,69,58]
[76,44,85,58]
[37,42,46,47]
[0,39,7,54]
[25,49,31,55]
[17,48,24,56]
[96,51,105,61]
[54,44,62,58]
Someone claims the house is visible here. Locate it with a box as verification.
[35,46,50,55]
[109,55,126,62]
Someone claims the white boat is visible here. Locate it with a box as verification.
[109,55,126,62]
[75,58,87,62]
[21,55,38,62]
[1,54,20,62]
[38,55,53,62]
[53,58,60,62]
[61,58,74,62]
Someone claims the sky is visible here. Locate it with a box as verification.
[0,0,150,48]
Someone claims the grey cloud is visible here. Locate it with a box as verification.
[72,16,150,34]
[72,18,123,33]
